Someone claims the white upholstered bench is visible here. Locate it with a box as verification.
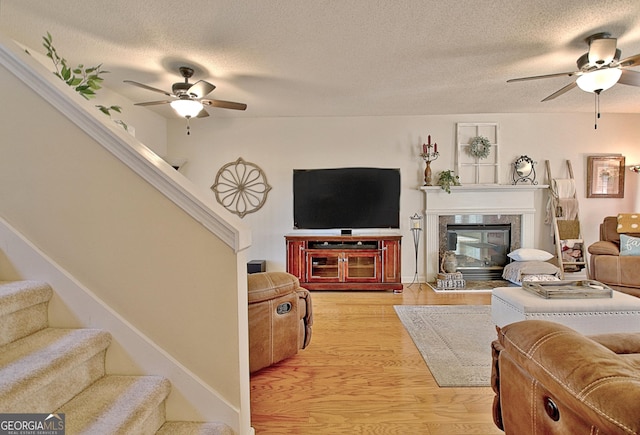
[491,286,640,335]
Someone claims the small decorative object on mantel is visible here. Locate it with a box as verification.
[631,165,640,173]
[420,135,439,185]
[456,123,499,184]
[211,157,272,218]
[512,155,538,185]
[436,169,461,194]
[467,136,492,159]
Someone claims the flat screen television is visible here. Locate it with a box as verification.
[293,167,400,231]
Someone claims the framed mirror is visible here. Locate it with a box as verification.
[512,155,537,185]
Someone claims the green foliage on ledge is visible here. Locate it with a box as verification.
[41,32,125,127]
[437,170,461,194]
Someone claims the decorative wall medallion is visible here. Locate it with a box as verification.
[211,157,272,218]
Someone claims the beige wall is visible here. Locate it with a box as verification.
[0,61,248,429]
[166,113,640,280]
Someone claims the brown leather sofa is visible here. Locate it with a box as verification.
[588,216,640,297]
[491,320,640,434]
[248,271,312,373]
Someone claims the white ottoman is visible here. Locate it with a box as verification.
[492,286,640,335]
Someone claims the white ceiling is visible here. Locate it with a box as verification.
[2,0,640,118]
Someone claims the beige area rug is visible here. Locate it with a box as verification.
[394,305,495,387]
[428,280,517,293]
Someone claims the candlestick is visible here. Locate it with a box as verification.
[424,160,433,186]
[420,136,439,186]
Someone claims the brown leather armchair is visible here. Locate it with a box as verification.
[248,272,312,373]
[588,216,640,296]
[492,320,640,434]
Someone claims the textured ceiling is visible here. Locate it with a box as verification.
[1,0,640,118]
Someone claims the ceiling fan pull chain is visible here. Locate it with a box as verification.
[594,91,600,130]
[186,117,191,135]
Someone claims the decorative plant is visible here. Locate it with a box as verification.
[437,169,461,194]
[41,32,125,126]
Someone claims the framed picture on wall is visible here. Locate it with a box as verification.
[587,155,625,198]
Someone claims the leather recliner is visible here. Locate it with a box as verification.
[588,216,640,296]
[248,271,312,373]
[491,320,640,434]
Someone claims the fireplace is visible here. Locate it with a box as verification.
[442,221,513,280]
[421,184,546,282]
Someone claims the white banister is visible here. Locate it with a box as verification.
[0,34,250,253]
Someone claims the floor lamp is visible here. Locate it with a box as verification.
[409,213,423,289]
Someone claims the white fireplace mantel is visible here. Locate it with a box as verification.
[420,184,549,281]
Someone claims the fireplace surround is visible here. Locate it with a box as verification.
[421,184,547,282]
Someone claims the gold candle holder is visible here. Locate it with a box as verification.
[421,141,439,186]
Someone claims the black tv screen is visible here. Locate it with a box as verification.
[293,167,401,230]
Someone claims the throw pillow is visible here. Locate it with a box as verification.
[617,213,640,233]
[507,248,554,262]
[620,234,640,256]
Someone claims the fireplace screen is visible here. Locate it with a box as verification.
[446,224,511,280]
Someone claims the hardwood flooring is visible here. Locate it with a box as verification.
[250,285,502,434]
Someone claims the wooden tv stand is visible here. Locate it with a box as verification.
[285,234,402,292]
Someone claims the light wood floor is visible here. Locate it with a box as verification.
[250,285,503,434]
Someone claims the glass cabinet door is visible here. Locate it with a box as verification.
[344,252,380,282]
[307,252,341,281]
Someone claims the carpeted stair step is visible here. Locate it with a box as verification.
[0,279,232,432]
[0,327,111,412]
[157,421,235,435]
[57,375,171,434]
[0,280,52,346]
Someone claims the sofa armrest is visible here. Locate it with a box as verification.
[589,332,640,354]
[588,240,620,256]
[248,271,300,303]
[496,320,640,433]
[296,288,313,348]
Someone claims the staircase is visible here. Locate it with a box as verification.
[0,280,234,435]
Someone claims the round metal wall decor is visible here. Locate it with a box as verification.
[211,157,272,218]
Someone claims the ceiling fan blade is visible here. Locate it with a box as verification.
[589,37,617,65]
[124,80,173,97]
[507,71,578,83]
[196,108,210,118]
[188,80,216,99]
[619,53,640,68]
[541,81,578,102]
[134,100,172,106]
[202,99,247,110]
[618,69,640,87]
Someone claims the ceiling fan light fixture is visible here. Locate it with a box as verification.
[576,68,622,93]
[170,99,204,118]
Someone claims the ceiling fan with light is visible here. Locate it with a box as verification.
[508,32,640,128]
[124,66,247,134]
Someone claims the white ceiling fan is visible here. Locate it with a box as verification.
[508,32,640,128]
